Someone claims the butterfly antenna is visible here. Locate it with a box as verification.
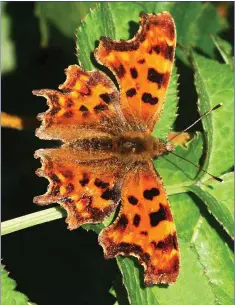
[168,103,222,143]
[168,103,223,183]
[168,151,224,182]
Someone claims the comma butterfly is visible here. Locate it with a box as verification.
[33,12,179,285]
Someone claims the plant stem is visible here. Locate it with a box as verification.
[1,207,66,236]
[167,183,189,195]
[1,184,189,236]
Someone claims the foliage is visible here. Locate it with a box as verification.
[211,34,234,70]
[1,2,16,73]
[1,265,32,305]
[2,2,233,305]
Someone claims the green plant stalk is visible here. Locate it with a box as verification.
[1,207,66,236]
[1,184,189,236]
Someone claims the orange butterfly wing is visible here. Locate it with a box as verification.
[34,147,124,229]
[99,161,179,285]
[95,12,176,131]
[33,65,128,142]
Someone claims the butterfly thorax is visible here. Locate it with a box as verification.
[114,133,173,160]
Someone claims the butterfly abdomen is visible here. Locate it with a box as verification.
[71,137,113,151]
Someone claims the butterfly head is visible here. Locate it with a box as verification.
[152,138,174,159]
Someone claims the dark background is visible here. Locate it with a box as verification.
[2,2,234,305]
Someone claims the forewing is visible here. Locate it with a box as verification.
[34,147,123,229]
[33,65,127,141]
[95,12,176,132]
[99,161,180,285]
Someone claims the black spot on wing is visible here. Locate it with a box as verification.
[126,88,137,97]
[143,187,160,200]
[153,44,174,61]
[94,103,109,112]
[99,93,111,104]
[79,105,89,112]
[130,68,138,79]
[140,231,148,236]
[133,214,141,227]
[151,233,178,250]
[79,173,89,186]
[94,178,109,189]
[149,204,167,227]
[142,93,158,105]
[128,195,138,205]
[114,64,126,78]
[165,45,174,61]
[116,214,128,230]
[101,188,116,201]
[137,59,145,64]
[153,45,161,54]
[147,68,164,87]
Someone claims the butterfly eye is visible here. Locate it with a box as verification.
[166,142,174,152]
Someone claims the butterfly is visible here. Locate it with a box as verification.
[33,12,179,286]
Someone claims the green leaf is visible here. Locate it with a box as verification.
[211,35,234,70]
[193,53,234,179]
[155,132,203,187]
[171,193,201,241]
[1,265,30,305]
[77,2,118,70]
[112,273,130,305]
[35,2,95,47]
[189,172,234,238]
[1,2,16,73]
[193,3,227,57]
[192,216,234,305]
